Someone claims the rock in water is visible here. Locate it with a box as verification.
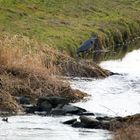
[2,118,8,122]
[72,121,85,128]
[50,108,66,116]
[23,104,37,114]
[16,96,31,105]
[78,112,94,116]
[37,100,52,112]
[37,96,69,108]
[63,119,77,125]
[80,116,101,128]
[62,104,86,115]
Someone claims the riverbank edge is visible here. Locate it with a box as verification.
[1,1,140,116]
[1,30,140,116]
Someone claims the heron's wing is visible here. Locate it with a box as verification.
[78,40,93,52]
[77,39,96,53]
[81,39,91,47]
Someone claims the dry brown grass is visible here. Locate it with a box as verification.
[114,124,140,140]
[0,90,22,114]
[0,34,51,74]
[0,33,109,114]
[0,34,90,114]
[0,56,88,112]
[0,66,87,113]
[0,33,109,77]
[113,114,140,140]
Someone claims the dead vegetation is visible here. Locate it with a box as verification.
[0,33,110,78]
[0,65,87,114]
[114,124,140,140]
[0,90,22,114]
[113,114,140,140]
[0,33,109,77]
[0,33,110,114]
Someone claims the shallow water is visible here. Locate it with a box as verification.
[72,49,140,117]
[0,115,111,140]
[1,48,140,140]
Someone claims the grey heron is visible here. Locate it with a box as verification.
[77,37,97,57]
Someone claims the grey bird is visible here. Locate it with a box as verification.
[77,37,97,57]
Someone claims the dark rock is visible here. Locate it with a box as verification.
[36,96,87,115]
[63,114,140,131]
[75,106,87,112]
[50,109,66,116]
[109,72,121,76]
[80,116,102,128]
[62,104,86,115]
[79,116,111,129]
[16,96,31,105]
[37,100,52,112]
[96,116,113,121]
[37,96,69,108]
[80,116,98,124]
[22,104,37,114]
[2,118,8,122]
[62,105,85,114]
[78,112,94,116]
[72,121,85,128]
[34,111,48,116]
[100,121,110,130]
[63,118,77,125]
[54,104,64,109]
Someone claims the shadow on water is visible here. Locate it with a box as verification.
[92,39,140,63]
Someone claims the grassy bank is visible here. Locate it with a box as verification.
[0,0,140,115]
[0,34,109,114]
[0,0,140,56]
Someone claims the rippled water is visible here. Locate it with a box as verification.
[1,48,140,140]
[0,115,111,140]
[72,49,140,116]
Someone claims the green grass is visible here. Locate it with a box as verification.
[0,0,140,56]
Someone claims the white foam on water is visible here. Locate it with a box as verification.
[71,49,140,117]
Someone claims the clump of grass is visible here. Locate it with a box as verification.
[59,58,109,77]
[0,34,44,68]
[114,124,140,140]
[113,114,140,140]
[0,90,22,114]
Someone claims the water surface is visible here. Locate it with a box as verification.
[72,49,140,117]
[0,115,110,140]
